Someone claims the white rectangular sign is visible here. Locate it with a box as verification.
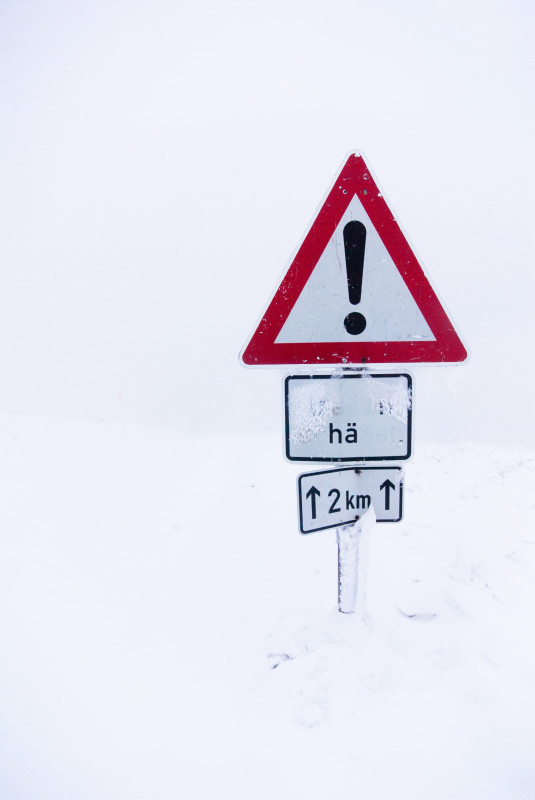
[285,373,412,462]
[298,466,403,533]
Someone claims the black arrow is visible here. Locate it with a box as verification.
[379,479,396,511]
[306,485,321,519]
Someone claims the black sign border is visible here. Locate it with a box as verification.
[285,373,412,462]
[298,465,404,533]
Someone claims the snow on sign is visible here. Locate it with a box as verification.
[240,152,468,366]
[298,466,403,533]
[285,373,412,462]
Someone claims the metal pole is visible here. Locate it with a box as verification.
[337,504,376,614]
[337,522,361,613]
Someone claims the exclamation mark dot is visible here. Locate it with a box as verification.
[343,221,367,335]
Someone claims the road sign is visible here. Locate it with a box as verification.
[240,152,468,367]
[298,466,403,533]
[285,373,412,462]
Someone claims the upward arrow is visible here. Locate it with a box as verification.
[305,485,321,519]
[379,479,396,511]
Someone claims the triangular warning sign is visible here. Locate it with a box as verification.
[241,152,468,366]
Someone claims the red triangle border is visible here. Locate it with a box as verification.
[241,153,468,366]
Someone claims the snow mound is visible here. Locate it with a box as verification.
[0,417,533,799]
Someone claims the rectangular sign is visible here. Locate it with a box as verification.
[298,466,403,533]
[285,373,412,462]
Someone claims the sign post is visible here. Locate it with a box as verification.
[240,151,468,614]
[337,523,360,615]
[337,505,376,615]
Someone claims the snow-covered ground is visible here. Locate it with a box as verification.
[1,1,534,797]
[1,415,533,799]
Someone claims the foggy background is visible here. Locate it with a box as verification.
[1,0,534,446]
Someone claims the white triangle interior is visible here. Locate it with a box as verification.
[275,193,435,344]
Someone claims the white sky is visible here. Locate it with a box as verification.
[1,0,534,445]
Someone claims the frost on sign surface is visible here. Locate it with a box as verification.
[285,373,412,462]
[288,379,343,445]
[360,373,412,425]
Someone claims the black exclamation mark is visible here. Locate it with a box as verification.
[343,221,367,335]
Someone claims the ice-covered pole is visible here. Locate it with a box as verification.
[337,504,376,614]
